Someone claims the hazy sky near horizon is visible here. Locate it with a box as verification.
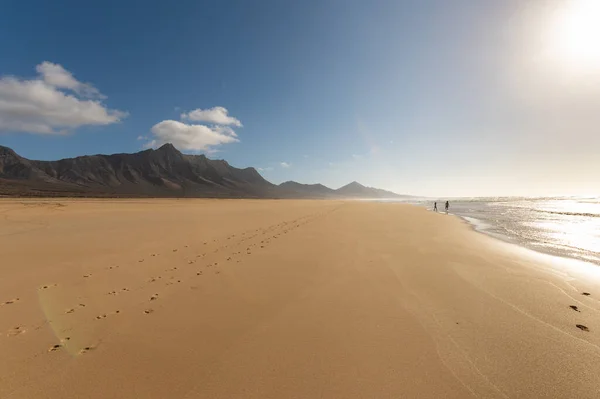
[1,0,599,197]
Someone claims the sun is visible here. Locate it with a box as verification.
[545,0,600,73]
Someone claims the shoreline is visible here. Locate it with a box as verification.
[439,207,600,268]
[451,211,600,285]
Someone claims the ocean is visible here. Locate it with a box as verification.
[420,197,600,266]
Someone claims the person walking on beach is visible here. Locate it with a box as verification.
[445,201,449,213]
[433,202,438,212]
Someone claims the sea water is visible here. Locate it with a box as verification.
[422,197,600,266]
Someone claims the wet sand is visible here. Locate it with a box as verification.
[1,199,599,398]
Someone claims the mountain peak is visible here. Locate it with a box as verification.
[335,181,400,198]
[0,145,18,157]
[156,143,180,153]
[340,181,366,190]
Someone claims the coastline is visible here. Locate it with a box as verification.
[450,209,600,280]
[453,209,600,268]
[1,198,599,398]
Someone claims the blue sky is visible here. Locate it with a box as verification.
[1,0,599,196]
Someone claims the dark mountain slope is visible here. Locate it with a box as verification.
[0,144,407,199]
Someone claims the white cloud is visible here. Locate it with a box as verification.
[352,154,363,160]
[146,106,243,153]
[146,120,239,152]
[36,62,104,99]
[0,62,126,134]
[181,106,242,127]
[280,162,291,168]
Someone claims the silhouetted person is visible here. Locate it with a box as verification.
[433,202,438,212]
[445,201,449,213]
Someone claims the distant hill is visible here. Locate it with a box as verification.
[278,181,337,198]
[0,144,408,199]
[335,181,403,199]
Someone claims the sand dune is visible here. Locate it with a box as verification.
[1,199,599,398]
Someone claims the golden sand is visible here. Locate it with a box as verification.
[1,199,599,398]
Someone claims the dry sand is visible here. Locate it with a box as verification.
[1,199,599,398]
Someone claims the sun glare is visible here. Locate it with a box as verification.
[545,0,600,73]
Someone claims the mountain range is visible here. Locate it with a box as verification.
[0,144,407,199]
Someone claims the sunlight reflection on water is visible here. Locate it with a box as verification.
[421,197,600,266]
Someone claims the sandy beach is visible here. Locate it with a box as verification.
[1,199,599,398]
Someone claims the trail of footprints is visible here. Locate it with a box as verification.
[570,292,594,332]
[5,205,596,370]
[2,210,332,358]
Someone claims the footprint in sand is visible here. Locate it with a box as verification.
[143,309,154,314]
[188,260,195,264]
[7,326,25,337]
[49,344,62,352]
[582,292,591,296]
[83,274,92,278]
[196,271,203,275]
[95,314,107,320]
[79,346,94,354]
[3,298,20,305]
[173,249,178,252]
[569,305,580,312]
[150,294,159,301]
[66,308,75,314]
[138,259,144,263]
[576,324,590,332]
[149,277,157,283]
